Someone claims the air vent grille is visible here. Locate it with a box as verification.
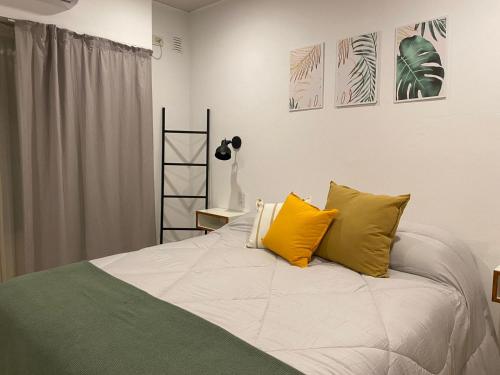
[172,36,183,53]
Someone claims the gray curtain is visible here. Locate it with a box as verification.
[12,21,156,275]
[0,22,17,281]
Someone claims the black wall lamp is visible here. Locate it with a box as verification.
[215,136,242,161]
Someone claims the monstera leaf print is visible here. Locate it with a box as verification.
[396,35,444,101]
[414,18,446,41]
[348,33,377,103]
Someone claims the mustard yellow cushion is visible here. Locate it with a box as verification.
[316,182,410,277]
[262,193,338,268]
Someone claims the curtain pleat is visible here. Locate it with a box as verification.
[13,21,156,274]
[0,23,17,282]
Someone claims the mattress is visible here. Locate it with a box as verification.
[92,214,500,374]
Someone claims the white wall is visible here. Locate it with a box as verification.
[152,1,204,242]
[190,0,500,330]
[0,0,152,48]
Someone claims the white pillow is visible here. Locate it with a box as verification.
[246,196,311,249]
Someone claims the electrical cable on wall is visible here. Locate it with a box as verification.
[152,45,163,60]
[152,34,163,60]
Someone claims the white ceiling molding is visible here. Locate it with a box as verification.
[154,0,223,12]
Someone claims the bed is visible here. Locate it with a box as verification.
[1,213,499,374]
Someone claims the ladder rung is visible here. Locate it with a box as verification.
[164,130,207,134]
[164,163,207,167]
[163,195,206,199]
[162,227,203,231]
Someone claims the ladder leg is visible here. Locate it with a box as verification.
[160,107,166,244]
[205,109,210,235]
[205,108,210,210]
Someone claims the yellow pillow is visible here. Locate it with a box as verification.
[316,181,410,277]
[262,193,338,268]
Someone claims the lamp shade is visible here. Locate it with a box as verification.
[215,140,232,160]
[215,136,242,161]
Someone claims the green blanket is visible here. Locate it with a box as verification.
[0,262,302,375]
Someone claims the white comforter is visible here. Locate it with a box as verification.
[92,215,500,374]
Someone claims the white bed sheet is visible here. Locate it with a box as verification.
[92,215,500,374]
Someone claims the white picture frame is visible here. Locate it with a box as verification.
[289,43,325,112]
[335,31,379,107]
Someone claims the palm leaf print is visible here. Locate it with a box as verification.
[348,32,377,103]
[414,18,446,41]
[396,25,415,46]
[290,44,322,83]
[337,38,350,68]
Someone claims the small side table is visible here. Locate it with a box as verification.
[196,208,246,232]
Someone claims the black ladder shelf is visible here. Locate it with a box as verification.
[160,108,210,244]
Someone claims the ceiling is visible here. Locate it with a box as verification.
[155,0,223,12]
